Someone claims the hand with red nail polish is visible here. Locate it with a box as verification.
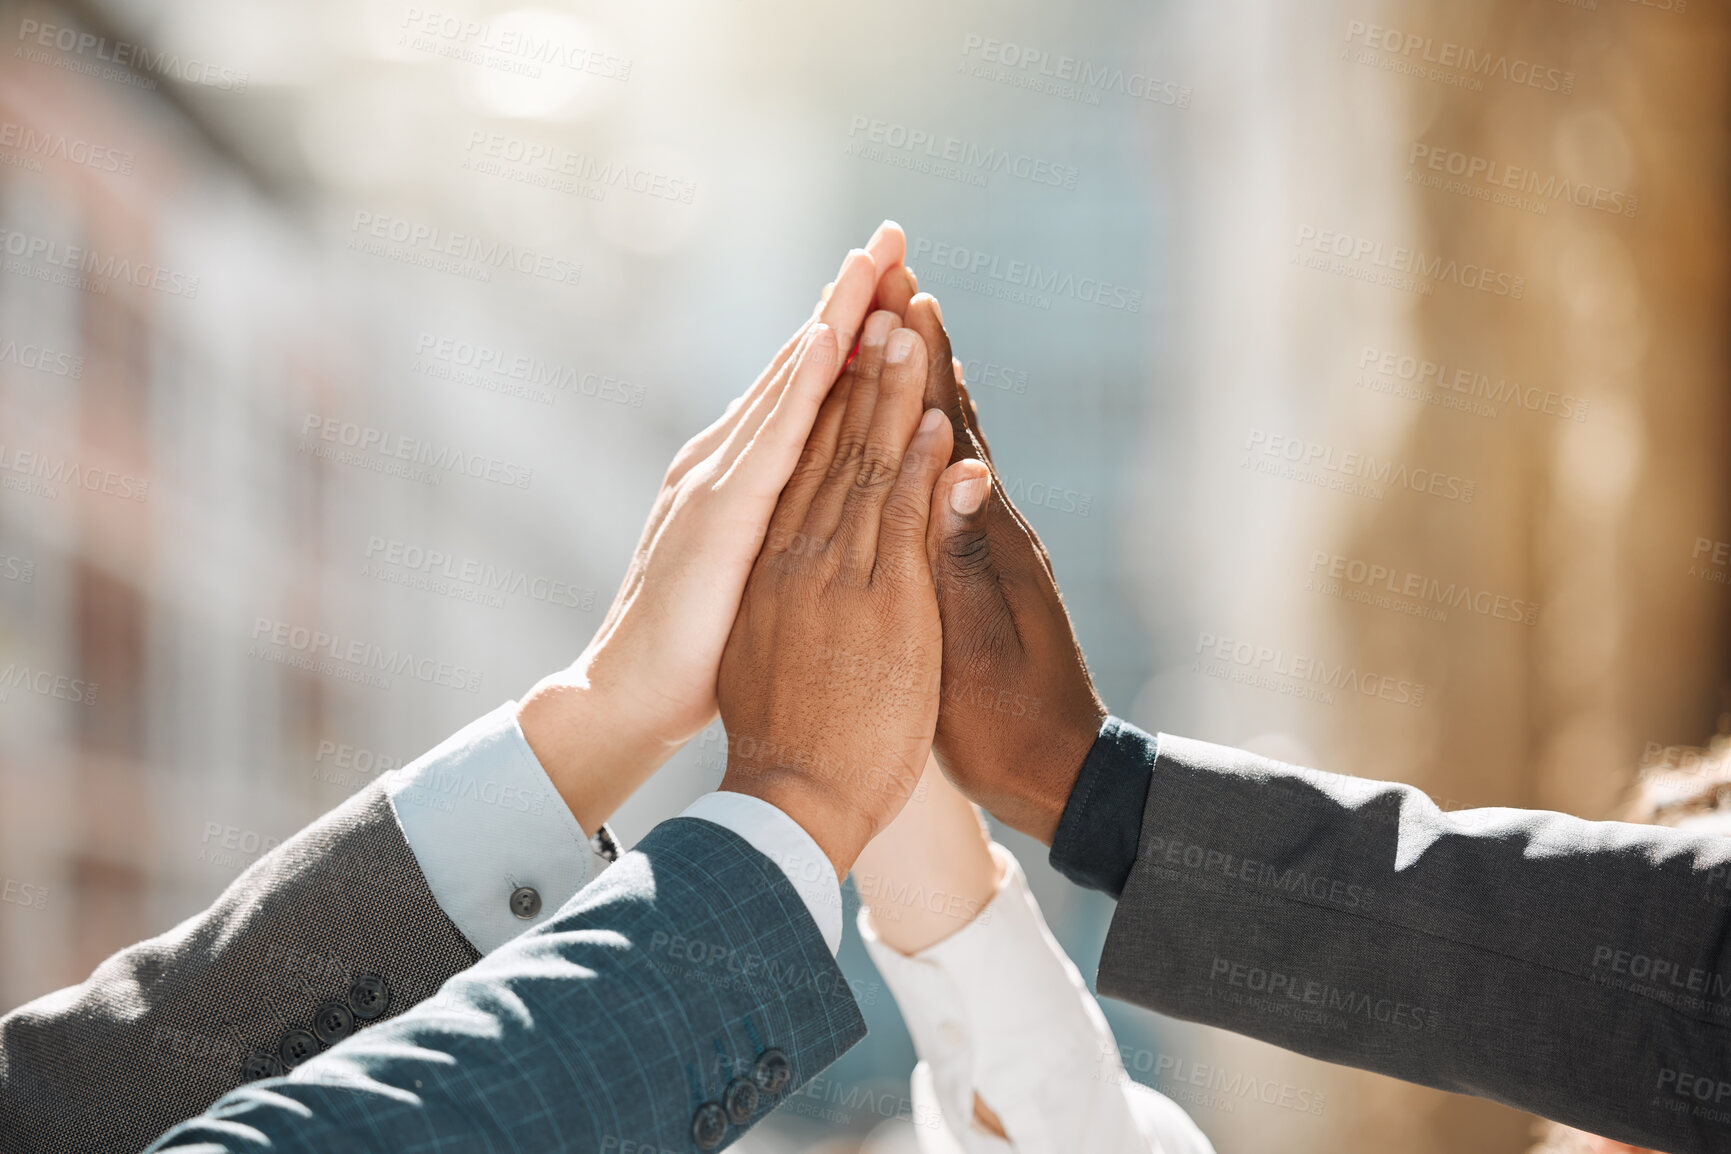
[515,246,887,835]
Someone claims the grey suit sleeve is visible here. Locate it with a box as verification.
[0,783,481,1154]
[1092,732,1731,1153]
[146,816,869,1154]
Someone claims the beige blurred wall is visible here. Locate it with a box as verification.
[1332,2,1731,1152]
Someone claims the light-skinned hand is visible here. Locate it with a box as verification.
[515,229,905,834]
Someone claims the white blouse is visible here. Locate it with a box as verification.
[859,844,1217,1154]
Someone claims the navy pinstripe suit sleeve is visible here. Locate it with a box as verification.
[146,816,869,1154]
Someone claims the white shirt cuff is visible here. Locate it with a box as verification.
[861,844,1212,1154]
[679,791,844,955]
[385,701,609,956]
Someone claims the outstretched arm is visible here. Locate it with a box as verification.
[888,279,1731,1153]
[855,757,1216,1154]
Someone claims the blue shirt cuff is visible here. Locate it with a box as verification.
[385,701,603,955]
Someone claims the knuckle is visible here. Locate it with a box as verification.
[879,491,925,533]
[827,435,865,472]
[853,447,900,490]
[943,528,994,577]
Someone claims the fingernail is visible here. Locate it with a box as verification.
[910,292,942,324]
[860,311,895,347]
[886,329,917,363]
[950,475,989,516]
[918,408,944,434]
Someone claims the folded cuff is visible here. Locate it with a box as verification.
[385,701,605,955]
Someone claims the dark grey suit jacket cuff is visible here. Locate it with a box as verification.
[1049,716,1156,898]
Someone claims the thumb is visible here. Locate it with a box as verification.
[928,459,997,588]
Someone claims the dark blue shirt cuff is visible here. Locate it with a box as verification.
[1048,716,1156,899]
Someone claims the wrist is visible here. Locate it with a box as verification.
[718,764,873,882]
[984,704,1106,844]
[516,675,683,834]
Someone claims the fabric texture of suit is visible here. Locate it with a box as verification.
[147,815,867,1153]
[1053,717,1731,1153]
[0,783,481,1154]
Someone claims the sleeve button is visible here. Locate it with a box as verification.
[509,886,542,919]
[278,1028,320,1069]
[691,1101,728,1150]
[312,1000,355,1045]
[241,1050,283,1081]
[751,1048,791,1096]
[723,1077,759,1124]
[347,974,391,1021]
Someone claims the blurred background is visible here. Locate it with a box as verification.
[0,0,1726,1150]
